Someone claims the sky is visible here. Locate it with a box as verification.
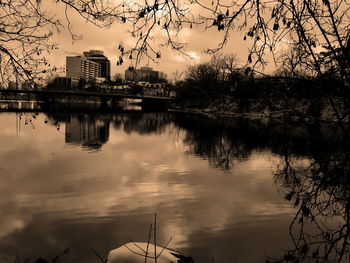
[45,1,278,80]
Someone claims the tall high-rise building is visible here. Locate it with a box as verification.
[83,50,111,80]
[66,56,101,80]
[66,50,111,80]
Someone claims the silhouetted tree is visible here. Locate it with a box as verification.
[0,0,118,87]
[112,73,123,85]
[0,0,60,86]
[4,1,349,80]
[186,63,219,83]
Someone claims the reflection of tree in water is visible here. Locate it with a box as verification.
[175,114,346,175]
[185,132,251,172]
[269,134,350,262]
[176,114,350,261]
[175,114,334,172]
[176,115,266,171]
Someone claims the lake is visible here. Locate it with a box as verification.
[0,111,348,262]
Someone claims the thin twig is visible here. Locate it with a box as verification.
[130,239,147,253]
[91,248,106,263]
[154,213,157,263]
[156,237,173,259]
[123,244,155,259]
[145,223,153,263]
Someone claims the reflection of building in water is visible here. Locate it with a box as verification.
[65,115,110,150]
[115,112,173,135]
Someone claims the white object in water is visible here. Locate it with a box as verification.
[107,242,194,263]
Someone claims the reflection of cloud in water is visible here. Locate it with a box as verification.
[0,112,299,262]
[0,217,25,239]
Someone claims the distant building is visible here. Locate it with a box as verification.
[125,67,167,82]
[66,56,101,79]
[83,50,111,80]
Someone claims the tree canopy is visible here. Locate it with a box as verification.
[1,0,350,87]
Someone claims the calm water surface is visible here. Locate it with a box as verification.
[0,112,345,262]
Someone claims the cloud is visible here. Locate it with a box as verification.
[42,1,277,80]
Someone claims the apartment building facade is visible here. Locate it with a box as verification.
[83,50,111,80]
[66,56,101,80]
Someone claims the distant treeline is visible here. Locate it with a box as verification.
[172,55,347,123]
[176,66,344,103]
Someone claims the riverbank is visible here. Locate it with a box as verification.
[170,96,347,123]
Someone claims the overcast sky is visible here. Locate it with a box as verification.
[46,1,278,79]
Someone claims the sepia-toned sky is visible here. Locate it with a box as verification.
[45,1,278,80]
